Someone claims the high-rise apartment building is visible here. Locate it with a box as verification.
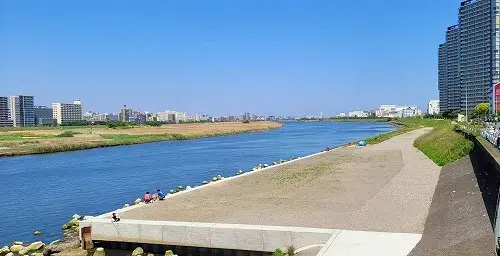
[119,105,133,122]
[427,100,440,115]
[52,99,83,125]
[438,44,448,113]
[438,0,500,114]
[0,97,13,127]
[8,95,35,127]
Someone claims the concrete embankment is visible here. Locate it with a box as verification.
[409,136,499,256]
[81,128,441,256]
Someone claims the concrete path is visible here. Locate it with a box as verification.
[117,128,441,255]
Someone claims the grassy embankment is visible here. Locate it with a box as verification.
[366,118,474,166]
[0,122,283,156]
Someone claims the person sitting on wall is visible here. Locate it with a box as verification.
[144,191,152,204]
[157,189,165,200]
[112,213,120,222]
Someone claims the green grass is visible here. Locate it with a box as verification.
[365,118,473,166]
[0,133,53,141]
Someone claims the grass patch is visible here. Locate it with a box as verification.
[365,118,473,166]
[413,124,473,166]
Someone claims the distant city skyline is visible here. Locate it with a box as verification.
[1,1,457,116]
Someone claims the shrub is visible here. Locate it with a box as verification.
[287,246,296,256]
[56,131,80,137]
[106,121,130,128]
[242,120,250,123]
[272,249,284,256]
[146,121,163,127]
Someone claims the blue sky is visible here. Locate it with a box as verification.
[1,0,460,116]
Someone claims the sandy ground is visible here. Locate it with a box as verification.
[121,128,441,234]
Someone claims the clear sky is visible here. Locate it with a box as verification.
[1,0,461,116]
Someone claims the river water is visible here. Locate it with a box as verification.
[0,121,395,245]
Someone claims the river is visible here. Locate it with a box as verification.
[0,121,395,245]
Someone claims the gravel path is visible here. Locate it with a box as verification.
[120,128,440,234]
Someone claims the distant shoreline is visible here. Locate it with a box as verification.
[297,118,392,123]
[0,121,283,157]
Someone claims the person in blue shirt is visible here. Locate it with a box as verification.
[157,189,165,200]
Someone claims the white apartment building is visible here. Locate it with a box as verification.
[427,100,440,115]
[376,105,422,118]
[52,99,83,125]
[155,110,188,123]
[348,110,369,118]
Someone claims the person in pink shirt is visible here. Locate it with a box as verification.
[144,191,152,203]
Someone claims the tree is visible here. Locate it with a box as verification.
[473,103,490,119]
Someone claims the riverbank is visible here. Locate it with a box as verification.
[0,121,283,157]
[298,117,391,122]
[92,128,439,255]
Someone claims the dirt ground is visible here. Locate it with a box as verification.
[120,128,441,234]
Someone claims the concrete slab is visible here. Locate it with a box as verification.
[318,230,421,256]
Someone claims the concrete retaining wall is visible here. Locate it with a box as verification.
[82,218,336,252]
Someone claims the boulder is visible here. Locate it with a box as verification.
[12,242,23,246]
[9,245,23,253]
[212,177,217,182]
[169,190,175,194]
[185,186,192,190]
[18,248,29,255]
[30,253,43,256]
[72,214,81,220]
[131,247,144,256]
[33,231,42,236]
[177,185,183,190]
[49,240,60,246]
[202,181,208,185]
[0,246,10,254]
[61,224,69,230]
[134,198,142,205]
[67,218,79,227]
[263,164,269,167]
[5,253,13,256]
[93,247,106,256]
[26,241,44,251]
[123,204,130,208]
[164,250,174,256]
[147,254,154,256]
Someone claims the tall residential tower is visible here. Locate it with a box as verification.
[438,0,500,114]
[8,95,35,127]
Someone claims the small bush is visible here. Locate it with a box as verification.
[272,248,284,256]
[287,246,296,256]
[56,131,80,137]
[242,120,250,123]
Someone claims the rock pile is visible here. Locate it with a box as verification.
[0,241,45,256]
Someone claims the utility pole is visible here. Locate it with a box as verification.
[465,85,468,123]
